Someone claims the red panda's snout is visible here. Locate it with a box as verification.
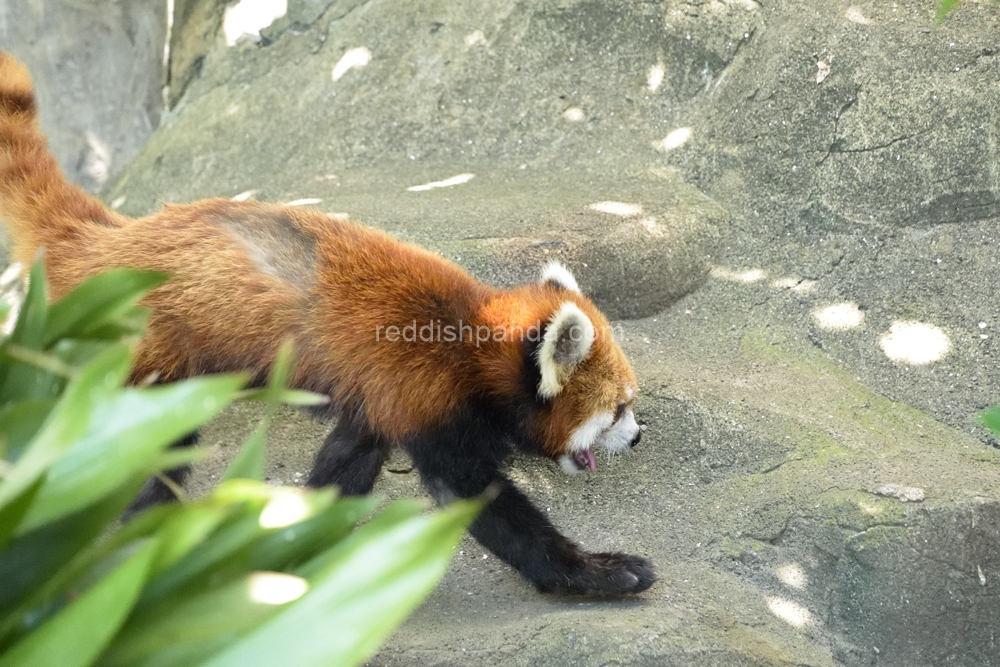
[554,386,642,475]
[528,262,642,474]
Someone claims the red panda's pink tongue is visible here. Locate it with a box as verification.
[574,449,596,472]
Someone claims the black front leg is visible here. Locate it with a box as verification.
[468,476,657,595]
[406,416,656,596]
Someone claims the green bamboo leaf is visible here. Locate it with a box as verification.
[0,399,56,462]
[981,405,1000,437]
[103,503,176,547]
[148,503,235,575]
[136,512,264,612]
[222,420,268,483]
[0,540,157,667]
[251,495,377,573]
[294,499,425,580]
[82,310,151,342]
[201,499,480,667]
[43,269,167,346]
[236,388,329,406]
[137,487,342,610]
[4,260,46,351]
[99,571,298,667]
[20,375,247,532]
[0,482,144,633]
[150,446,207,477]
[0,346,74,378]
[223,341,295,482]
[0,478,43,553]
[0,344,131,517]
[114,481,278,591]
[47,339,119,372]
[0,260,50,402]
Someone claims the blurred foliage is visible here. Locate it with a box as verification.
[0,260,478,667]
[981,405,1000,439]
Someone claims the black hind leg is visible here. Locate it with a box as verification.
[306,411,389,495]
[125,431,199,518]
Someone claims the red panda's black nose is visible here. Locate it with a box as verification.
[629,431,641,448]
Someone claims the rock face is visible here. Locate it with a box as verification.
[7,0,1000,664]
[106,0,734,320]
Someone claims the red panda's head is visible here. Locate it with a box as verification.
[516,262,642,474]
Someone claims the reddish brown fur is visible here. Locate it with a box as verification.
[0,52,636,460]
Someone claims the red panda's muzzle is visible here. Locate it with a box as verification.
[573,449,597,472]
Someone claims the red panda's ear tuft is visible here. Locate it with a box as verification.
[540,261,581,293]
[537,301,595,399]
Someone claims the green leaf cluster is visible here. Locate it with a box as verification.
[981,405,1000,440]
[0,260,478,667]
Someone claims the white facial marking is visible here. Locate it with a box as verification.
[568,412,614,452]
[559,454,586,475]
[559,408,641,475]
[599,409,639,453]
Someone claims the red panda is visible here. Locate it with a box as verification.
[0,52,656,595]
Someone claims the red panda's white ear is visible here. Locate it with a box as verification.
[540,261,581,293]
[537,301,595,399]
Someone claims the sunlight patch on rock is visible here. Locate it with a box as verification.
[588,201,643,216]
[857,498,884,515]
[224,0,287,46]
[83,131,111,186]
[647,62,665,92]
[710,266,765,283]
[332,47,372,81]
[407,173,476,192]
[232,190,257,202]
[879,321,951,365]
[653,127,692,152]
[767,597,813,628]
[465,30,487,47]
[776,563,808,590]
[639,217,664,237]
[846,6,873,24]
[813,302,864,330]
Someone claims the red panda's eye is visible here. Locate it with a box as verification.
[613,402,626,423]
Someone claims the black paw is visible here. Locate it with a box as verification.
[548,552,658,596]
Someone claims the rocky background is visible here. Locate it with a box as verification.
[3,0,1000,665]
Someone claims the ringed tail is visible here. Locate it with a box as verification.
[0,51,125,265]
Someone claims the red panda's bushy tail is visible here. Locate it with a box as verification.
[0,52,125,265]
